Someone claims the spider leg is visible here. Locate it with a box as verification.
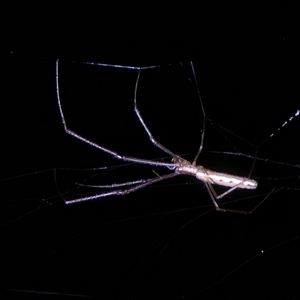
[75,179,148,189]
[133,70,181,159]
[187,62,207,166]
[204,180,276,214]
[55,60,176,170]
[65,172,179,204]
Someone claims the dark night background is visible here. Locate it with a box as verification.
[2,4,300,300]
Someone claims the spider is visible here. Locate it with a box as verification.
[55,59,275,214]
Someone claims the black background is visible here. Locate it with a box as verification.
[2,4,300,300]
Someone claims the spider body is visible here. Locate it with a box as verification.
[56,60,274,213]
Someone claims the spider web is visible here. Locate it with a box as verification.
[1,52,299,300]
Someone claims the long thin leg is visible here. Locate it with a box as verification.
[204,180,276,214]
[75,179,147,189]
[189,62,207,165]
[133,70,181,159]
[71,61,160,70]
[55,60,175,169]
[65,172,179,204]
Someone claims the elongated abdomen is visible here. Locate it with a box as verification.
[196,167,257,189]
